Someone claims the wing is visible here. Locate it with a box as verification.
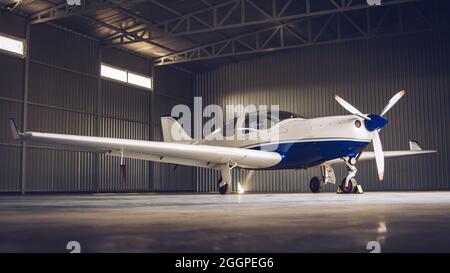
[325,141,436,165]
[10,119,281,169]
[356,149,436,162]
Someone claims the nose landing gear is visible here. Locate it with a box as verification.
[338,157,363,194]
[308,159,363,194]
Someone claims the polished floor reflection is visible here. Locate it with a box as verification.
[1,192,450,252]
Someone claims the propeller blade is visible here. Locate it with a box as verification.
[335,95,371,120]
[372,131,385,181]
[380,90,406,116]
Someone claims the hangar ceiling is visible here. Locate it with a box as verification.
[0,0,448,71]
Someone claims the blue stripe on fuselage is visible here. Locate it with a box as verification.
[249,140,370,170]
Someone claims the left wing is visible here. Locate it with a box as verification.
[9,119,281,170]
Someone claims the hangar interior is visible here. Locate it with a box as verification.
[1,0,449,194]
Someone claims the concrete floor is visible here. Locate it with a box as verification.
[1,192,450,253]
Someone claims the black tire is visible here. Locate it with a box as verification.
[341,177,356,193]
[309,176,322,193]
[218,184,229,195]
[217,177,229,195]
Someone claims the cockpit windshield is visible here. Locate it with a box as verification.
[222,110,305,136]
[270,111,305,123]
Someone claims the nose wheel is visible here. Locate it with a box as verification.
[340,177,357,193]
[337,157,363,194]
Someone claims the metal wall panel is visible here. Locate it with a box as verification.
[153,95,190,124]
[194,30,450,192]
[25,147,95,192]
[24,105,96,191]
[0,145,21,192]
[0,13,25,38]
[101,80,150,123]
[27,105,96,135]
[30,24,98,75]
[154,66,193,102]
[102,48,150,75]
[0,100,22,144]
[99,79,151,192]
[0,54,24,100]
[152,66,194,191]
[0,14,24,193]
[28,62,97,113]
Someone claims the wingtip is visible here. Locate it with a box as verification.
[9,118,21,140]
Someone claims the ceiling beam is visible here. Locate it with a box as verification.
[104,0,245,64]
[107,0,425,47]
[153,0,448,66]
[33,0,179,55]
[80,14,177,54]
[29,0,146,24]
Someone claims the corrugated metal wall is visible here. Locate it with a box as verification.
[0,13,194,193]
[194,30,450,192]
[0,13,26,192]
[152,66,195,191]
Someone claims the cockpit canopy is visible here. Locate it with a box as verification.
[222,111,306,136]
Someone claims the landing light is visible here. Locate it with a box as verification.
[237,182,245,194]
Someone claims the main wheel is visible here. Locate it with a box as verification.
[341,177,357,193]
[217,177,229,195]
[309,176,322,193]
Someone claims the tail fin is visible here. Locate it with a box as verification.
[409,140,423,151]
[160,116,192,143]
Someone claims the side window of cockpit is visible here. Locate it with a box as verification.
[242,112,274,133]
[223,117,238,137]
[241,113,266,133]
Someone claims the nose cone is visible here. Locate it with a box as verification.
[364,114,388,131]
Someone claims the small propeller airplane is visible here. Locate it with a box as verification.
[10,90,436,194]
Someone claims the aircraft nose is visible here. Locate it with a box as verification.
[364,114,388,131]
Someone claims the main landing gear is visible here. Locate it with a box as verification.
[308,157,363,194]
[217,162,237,195]
[217,177,229,194]
[309,165,336,193]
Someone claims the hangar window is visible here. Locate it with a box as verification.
[101,64,127,82]
[101,63,153,90]
[0,33,25,57]
[128,72,152,89]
